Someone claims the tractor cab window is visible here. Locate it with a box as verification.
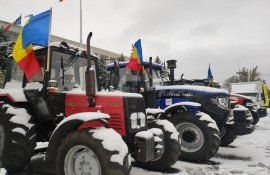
[117,68,142,93]
[50,50,89,92]
[145,67,163,86]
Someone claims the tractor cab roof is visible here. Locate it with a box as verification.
[106,61,162,70]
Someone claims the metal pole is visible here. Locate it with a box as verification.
[46,8,52,72]
[80,0,83,48]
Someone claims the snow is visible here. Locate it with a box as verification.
[231,81,263,93]
[146,108,165,115]
[0,84,27,102]
[3,104,33,129]
[51,112,110,136]
[135,130,154,139]
[89,127,129,166]
[131,113,270,175]
[65,87,143,98]
[155,85,228,94]
[97,91,143,98]
[24,82,43,90]
[12,127,26,135]
[233,104,249,111]
[197,112,219,131]
[0,168,7,175]
[35,142,49,150]
[164,102,201,111]
[156,120,180,141]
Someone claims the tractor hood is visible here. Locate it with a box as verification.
[155,85,228,97]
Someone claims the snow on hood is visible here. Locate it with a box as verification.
[146,108,165,115]
[164,102,201,111]
[97,91,143,98]
[155,85,228,94]
[89,127,129,166]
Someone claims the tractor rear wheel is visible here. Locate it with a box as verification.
[169,112,220,162]
[0,103,36,173]
[135,120,181,171]
[55,127,131,175]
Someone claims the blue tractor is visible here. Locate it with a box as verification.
[106,59,221,162]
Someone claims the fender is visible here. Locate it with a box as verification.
[0,89,27,103]
[45,112,110,163]
[163,102,202,117]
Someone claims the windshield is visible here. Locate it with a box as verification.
[50,50,89,92]
[116,68,142,93]
[145,67,163,86]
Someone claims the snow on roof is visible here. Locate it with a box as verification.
[231,81,262,93]
[97,91,143,98]
[155,85,228,94]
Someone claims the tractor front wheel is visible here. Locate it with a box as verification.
[0,103,36,173]
[55,127,131,175]
[170,112,220,162]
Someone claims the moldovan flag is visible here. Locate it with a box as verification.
[126,39,143,72]
[2,15,21,32]
[12,32,40,80]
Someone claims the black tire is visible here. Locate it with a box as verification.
[251,110,260,125]
[0,103,36,173]
[220,127,237,147]
[169,112,220,162]
[55,128,131,175]
[135,120,181,171]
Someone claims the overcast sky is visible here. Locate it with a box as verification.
[0,0,270,84]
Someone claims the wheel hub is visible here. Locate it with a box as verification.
[64,145,101,175]
[176,122,204,153]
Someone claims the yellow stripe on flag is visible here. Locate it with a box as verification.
[13,32,33,62]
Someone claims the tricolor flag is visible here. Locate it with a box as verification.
[12,9,51,79]
[126,39,143,72]
[1,15,21,32]
[207,64,213,82]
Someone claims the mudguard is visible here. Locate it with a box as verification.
[163,101,201,115]
[45,112,110,164]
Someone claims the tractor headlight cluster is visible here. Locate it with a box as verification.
[217,97,229,109]
[130,112,146,130]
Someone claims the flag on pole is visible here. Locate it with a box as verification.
[2,15,22,32]
[207,64,213,81]
[22,9,51,48]
[12,31,40,80]
[126,39,143,72]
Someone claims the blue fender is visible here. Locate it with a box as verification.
[163,102,202,116]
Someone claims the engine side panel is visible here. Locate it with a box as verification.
[65,94,126,136]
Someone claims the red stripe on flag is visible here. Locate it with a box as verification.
[126,59,142,72]
[17,51,40,80]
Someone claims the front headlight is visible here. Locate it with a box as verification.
[217,97,229,109]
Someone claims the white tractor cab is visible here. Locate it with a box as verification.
[231,81,268,117]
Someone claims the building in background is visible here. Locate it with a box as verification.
[0,19,128,64]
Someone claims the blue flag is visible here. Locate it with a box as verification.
[22,9,51,48]
[207,64,213,81]
[134,39,143,64]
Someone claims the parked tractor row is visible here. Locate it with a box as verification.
[0,33,181,175]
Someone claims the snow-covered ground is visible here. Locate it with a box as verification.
[132,115,270,175]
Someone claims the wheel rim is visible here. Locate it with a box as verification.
[64,145,102,175]
[0,125,4,166]
[176,122,204,153]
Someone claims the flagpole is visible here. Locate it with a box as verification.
[79,0,83,48]
[46,8,52,72]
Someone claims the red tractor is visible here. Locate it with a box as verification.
[0,33,181,174]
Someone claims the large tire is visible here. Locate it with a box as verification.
[135,120,181,171]
[55,127,131,175]
[0,103,36,173]
[169,112,220,162]
[220,127,237,147]
[251,110,260,125]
